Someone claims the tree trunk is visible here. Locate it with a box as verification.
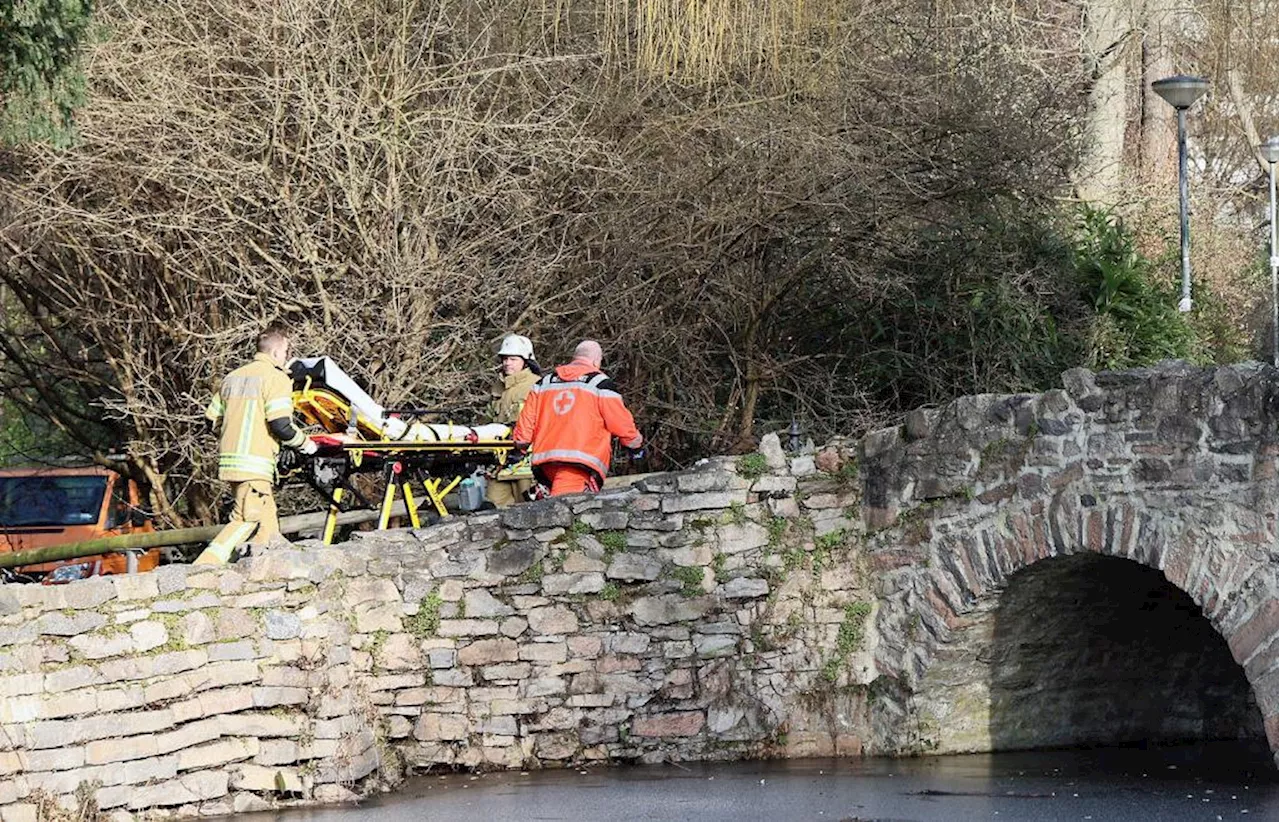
[1076,0,1135,203]
[1138,0,1179,185]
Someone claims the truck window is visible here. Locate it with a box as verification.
[0,476,109,527]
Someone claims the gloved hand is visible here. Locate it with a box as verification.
[504,445,527,468]
[299,438,319,456]
[626,446,646,461]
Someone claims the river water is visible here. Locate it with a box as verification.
[243,742,1276,822]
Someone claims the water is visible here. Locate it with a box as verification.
[241,742,1276,822]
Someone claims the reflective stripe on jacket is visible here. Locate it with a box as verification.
[512,359,642,481]
[205,353,302,482]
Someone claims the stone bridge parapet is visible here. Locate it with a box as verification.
[0,361,1273,820]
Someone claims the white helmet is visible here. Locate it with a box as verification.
[496,334,535,361]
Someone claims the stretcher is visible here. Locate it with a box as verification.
[286,358,518,544]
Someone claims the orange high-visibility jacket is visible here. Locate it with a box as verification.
[513,359,643,481]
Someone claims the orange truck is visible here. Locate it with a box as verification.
[0,465,160,584]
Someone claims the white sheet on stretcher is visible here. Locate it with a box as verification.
[294,357,511,442]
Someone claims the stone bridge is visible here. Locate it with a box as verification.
[0,361,1274,819]
[860,362,1276,754]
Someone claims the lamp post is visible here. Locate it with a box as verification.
[1151,74,1212,313]
[1261,136,1279,364]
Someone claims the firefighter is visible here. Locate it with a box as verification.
[512,340,643,496]
[486,334,541,507]
[194,324,316,565]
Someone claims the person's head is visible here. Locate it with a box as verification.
[496,334,535,376]
[573,340,603,368]
[257,324,291,367]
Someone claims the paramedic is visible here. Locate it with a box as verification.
[486,334,541,507]
[194,324,316,565]
[512,340,643,496]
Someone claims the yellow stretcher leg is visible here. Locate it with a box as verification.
[402,482,421,529]
[322,487,345,545]
[422,477,461,519]
[378,479,398,530]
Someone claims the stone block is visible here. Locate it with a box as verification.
[464,588,515,618]
[19,746,84,772]
[628,595,713,626]
[694,635,737,658]
[226,590,284,609]
[632,711,704,737]
[176,738,258,771]
[414,713,468,741]
[608,633,651,654]
[86,733,160,765]
[218,713,305,737]
[716,522,771,554]
[568,636,602,658]
[112,574,160,601]
[720,577,769,599]
[426,648,457,669]
[562,552,607,573]
[432,669,475,687]
[229,764,304,793]
[43,665,102,693]
[35,611,106,636]
[264,610,302,640]
[180,612,216,646]
[489,698,536,715]
[376,633,423,670]
[355,603,402,633]
[215,609,258,641]
[758,433,787,470]
[542,573,605,595]
[528,606,579,635]
[0,805,36,822]
[525,677,567,697]
[487,541,544,578]
[62,578,116,610]
[519,642,568,663]
[68,632,134,660]
[500,617,529,638]
[661,491,748,513]
[438,619,500,637]
[458,638,519,666]
[252,686,309,708]
[481,663,531,681]
[606,554,662,582]
[580,510,630,530]
[500,501,572,532]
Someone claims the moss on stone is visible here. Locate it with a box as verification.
[670,565,704,596]
[736,452,768,479]
[405,590,442,639]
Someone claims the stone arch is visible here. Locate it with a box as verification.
[860,363,1278,756]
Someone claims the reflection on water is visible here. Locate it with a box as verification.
[234,742,1277,822]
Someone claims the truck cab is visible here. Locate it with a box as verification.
[0,466,160,583]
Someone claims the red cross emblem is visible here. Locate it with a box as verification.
[553,390,576,416]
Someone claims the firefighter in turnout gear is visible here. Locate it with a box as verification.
[512,340,643,496]
[486,334,541,507]
[194,325,316,565]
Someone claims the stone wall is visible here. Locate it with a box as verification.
[0,360,1274,820]
[0,453,878,821]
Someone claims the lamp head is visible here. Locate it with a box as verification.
[1261,136,1280,165]
[1151,75,1211,110]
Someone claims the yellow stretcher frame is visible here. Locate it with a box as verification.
[289,381,518,543]
[316,440,515,545]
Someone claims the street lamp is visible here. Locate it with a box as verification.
[1152,74,1212,313]
[1261,136,1279,364]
